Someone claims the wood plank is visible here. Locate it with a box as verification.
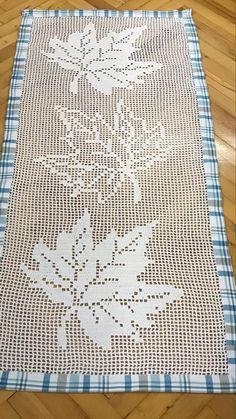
[0,0,65,24]
[225,218,236,246]
[208,395,236,419]
[8,393,56,419]
[0,31,20,51]
[126,394,180,419]
[70,394,122,419]
[203,60,235,91]
[190,10,235,45]
[208,84,235,117]
[0,0,38,11]
[0,391,15,406]
[0,56,14,75]
[81,0,116,9]
[0,85,10,105]
[0,42,17,62]
[0,401,21,419]
[66,0,97,8]
[207,74,235,102]
[207,0,236,14]
[216,150,236,184]
[137,0,183,11]
[193,0,235,22]
[220,175,235,203]
[229,243,236,270]
[36,393,89,419]
[0,16,21,37]
[222,197,236,225]
[0,70,12,90]
[119,0,181,10]
[108,393,148,417]
[187,1,235,37]
[194,405,220,419]
[159,394,214,419]
[212,104,236,149]
[196,24,235,59]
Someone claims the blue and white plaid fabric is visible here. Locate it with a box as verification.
[0,8,235,393]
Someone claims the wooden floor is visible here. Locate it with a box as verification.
[0,0,235,418]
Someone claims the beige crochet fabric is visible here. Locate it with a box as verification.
[0,16,227,375]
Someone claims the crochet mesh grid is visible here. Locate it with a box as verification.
[0,16,227,374]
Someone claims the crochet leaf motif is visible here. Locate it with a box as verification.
[35,100,172,203]
[21,212,183,350]
[41,23,162,94]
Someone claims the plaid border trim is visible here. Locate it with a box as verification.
[21,8,190,18]
[183,12,236,386]
[0,9,235,393]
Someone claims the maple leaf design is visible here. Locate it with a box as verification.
[21,212,183,350]
[35,100,172,203]
[41,23,162,94]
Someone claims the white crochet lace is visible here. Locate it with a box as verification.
[0,16,227,375]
